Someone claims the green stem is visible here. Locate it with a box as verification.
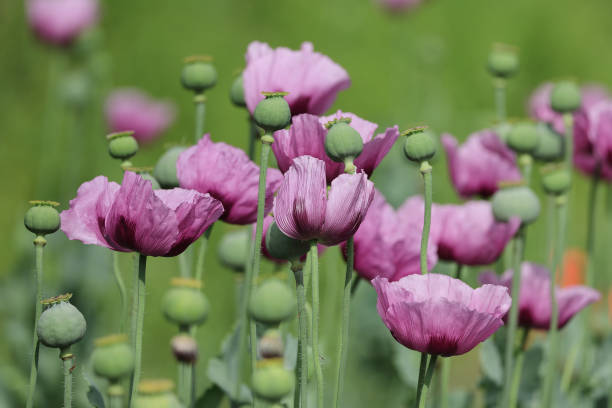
[501,226,525,408]
[563,113,574,172]
[178,252,190,278]
[293,263,308,408]
[350,275,361,296]
[455,263,463,280]
[248,117,258,161]
[546,195,556,267]
[195,226,214,282]
[109,384,123,408]
[509,329,529,408]
[334,237,354,408]
[494,79,507,122]
[61,348,73,408]
[309,242,323,408]
[109,394,123,408]
[585,167,600,288]
[112,251,128,332]
[417,354,438,408]
[518,154,533,185]
[420,161,433,275]
[415,353,428,408]
[179,362,193,408]
[440,357,450,408]
[26,238,45,408]
[194,93,206,142]
[129,254,147,407]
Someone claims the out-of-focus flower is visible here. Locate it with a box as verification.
[26,0,98,46]
[560,248,586,287]
[243,41,350,116]
[105,88,176,144]
[61,172,223,256]
[272,112,399,183]
[441,130,521,198]
[177,134,283,225]
[437,201,520,266]
[373,274,511,356]
[376,0,422,12]
[480,262,600,330]
[273,156,374,246]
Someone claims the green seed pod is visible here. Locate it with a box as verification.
[162,278,209,328]
[324,118,364,169]
[92,334,134,381]
[506,122,540,154]
[487,44,519,79]
[125,166,160,189]
[171,334,198,363]
[249,279,296,325]
[37,294,86,349]
[532,123,564,162]
[230,74,246,107]
[252,360,295,403]
[181,56,217,93]
[402,127,436,163]
[258,329,284,359]
[550,81,582,113]
[541,166,571,196]
[154,146,187,189]
[24,201,60,236]
[491,182,541,225]
[107,131,139,161]
[253,92,291,133]
[265,222,310,262]
[134,380,181,408]
[217,229,250,273]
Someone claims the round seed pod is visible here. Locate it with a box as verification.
[324,119,364,168]
[230,74,246,107]
[124,167,161,190]
[402,127,436,163]
[162,278,209,327]
[181,56,217,93]
[92,334,134,381]
[217,229,250,273]
[506,122,540,154]
[550,81,582,113]
[134,379,181,408]
[107,131,139,161]
[252,360,294,403]
[487,45,519,79]
[532,123,564,162]
[541,167,571,196]
[258,329,284,359]
[249,279,296,325]
[253,92,291,133]
[153,146,187,189]
[37,294,86,349]
[24,201,60,236]
[265,222,310,262]
[170,334,198,364]
[491,182,541,225]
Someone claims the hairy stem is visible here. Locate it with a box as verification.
[61,348,73,408]
[420,161,433,275]
[26,238,45,408]
[293,263,308,408]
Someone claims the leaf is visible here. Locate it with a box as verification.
[194,384,225,408]
[207,358,251,404]
[479,338,503,386]
[83,374,105,408]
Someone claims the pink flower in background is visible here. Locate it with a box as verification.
[273,156,374,246]
[177,134,283,225]
[61,172,223,257]
[26,0,98,46]
[243,41,351,115]
[105,89,175,144]
[437,201,520,266]
[377,0,422,12]
[480,262,600,330]
[272,112,399,183]
[442,130,521,198]
[373,274,511,356]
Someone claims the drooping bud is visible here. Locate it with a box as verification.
[107,131,139,162]
[487,43,519,79]
[258,329,284,359]
[506,122,540,154]
[92,334,134,381]
[170,334,198,364]
[491,181,540,225]
[124,166,161,189]
[265,222,310,262]
[154,146,187,189]
[324,118,364,173]
[230,73,246,108]
[24,200,60,236]
[550,81,582,113]
[37,293,86,349]
[253,92,291,134]
[134,379,181,408]
[181,55,217,94]
[249,278,296,326]
[532,123,564,162]
[251,359,295,403]
[217,229,250,273]
[541,165,571,196]
[402,126,436,163]
[162,278,209,328]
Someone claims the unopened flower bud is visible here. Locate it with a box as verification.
[181,56,217,93]
[125,167,160,189]
[506,122,540,154]
[402,126,436,163]
[487,44,519,79]
[258,329,284,359]
[37,294,86,349]
[491,182,540,225]
[171,334,198,364]
[550,81,582,113]
[107,131,139,161]
[532,123,564,162]
[252,360,295,403]
[265,222,310,262]
[253,92,291,133]
[230,74,246,107]
[92,334,134,381]
[218,229,250,273]
[162,278,209,328]
[541,166,571,196]
[135,379,181,408]
[249,279,296,326]
[324,118,364,171]
[25,200,60,236]
[154,146,187,189]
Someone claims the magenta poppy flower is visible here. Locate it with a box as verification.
[373,274,511,356]
[480,263,600,330]
[243,41,350,115]
[177,134,283,225]
[273,156,374,246]
[574,98,612,180]
[61,172,223,257]
[437,201,520,266]
[26,0,98,46]
[441,130,521,198]
[272,112,399,183]
[105,88,176,144]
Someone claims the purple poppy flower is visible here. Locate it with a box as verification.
[105,88,176,144]
[441,130,521,198]
[480,262,600,330]
[26,0,98,46]
[437,201,520,266]
[243,41,351,116]
[272,112,399,183]
[177,134,283,225]
[273,155,374,246]
[61,172,223,257]
[373,274,511,356]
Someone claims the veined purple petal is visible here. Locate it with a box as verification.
[354,126,400,177]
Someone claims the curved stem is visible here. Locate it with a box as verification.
[128,254,147,407]
[420,162,433,275]
[61,348,73,408]
[509,329,530,408]
[293,263,308,408]
[334,237,354,408]
[26,239,45,408]
[112,252,128,332]
[309,242,323,408]
[194,94,206,142]
[494,79,507,122]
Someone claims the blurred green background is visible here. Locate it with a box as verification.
[2,0,612,406]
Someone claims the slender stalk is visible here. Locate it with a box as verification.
[26,237,45,408]
[509,329,530,408]
[501,226,525,408]
[494,79,507,122]
[440,357,450,408]
[334,237,354,408]
[112,251,128,332]
[518,154,533,186]
[417,354,438,408]
[293,263,308,408]
[420,161,433,275]
[194,93,206,141]
[248,117,258,161]
[61,348,73,408]
[129,254,147,407]
[415,353,428,407]
[178,252,190,278]
[309,242,324,408]
[546,195,556,266]
[585,167,600,288]
[350,275,361,296]
[563,113,574,171]
[195,226,214,282]
[179,362,193,408]
[108,384,124,408]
